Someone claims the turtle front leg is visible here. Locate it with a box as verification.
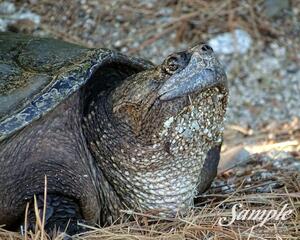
[196,144,221,194]
[23,194,88,237]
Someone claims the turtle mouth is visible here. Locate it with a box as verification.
[158,82,227,104]
[158,67,227,102]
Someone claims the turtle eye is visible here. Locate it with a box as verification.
[164,55,180,74]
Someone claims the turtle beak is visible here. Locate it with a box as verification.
[158,44,227,101]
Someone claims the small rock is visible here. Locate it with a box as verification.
[0,2,40,33]
[208,29,252,55]
[16,11,41,26]
[256,57,281,75]
[263,0,290,18]
[114,40,122,48]
[0,19,7,32]
[182,128,193,139]
[219,146,251,172]
[157,7,173,16]
[0,1,16,15]
[164,116,174,128]
[7,19,36,34]
[191,120,200,130]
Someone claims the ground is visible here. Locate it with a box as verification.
[0,0,299,239]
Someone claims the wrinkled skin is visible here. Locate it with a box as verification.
[0,33,228,236]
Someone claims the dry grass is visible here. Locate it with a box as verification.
[0,155,299,240]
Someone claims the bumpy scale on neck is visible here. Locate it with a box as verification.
[82,86,227,220]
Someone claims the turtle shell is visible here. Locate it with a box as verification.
[0,32,153,140]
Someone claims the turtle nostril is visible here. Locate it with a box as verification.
[201,44,213,52]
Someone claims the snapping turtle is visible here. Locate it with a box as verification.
[0,32,228,235]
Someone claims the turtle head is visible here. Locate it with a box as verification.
[95,43,228,218]
[110,43,228,143]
